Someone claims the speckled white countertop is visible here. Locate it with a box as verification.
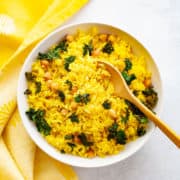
[65,0,180,179]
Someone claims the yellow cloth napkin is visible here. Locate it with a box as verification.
[0,0,88,179]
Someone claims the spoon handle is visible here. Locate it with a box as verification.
[130,95,180,148]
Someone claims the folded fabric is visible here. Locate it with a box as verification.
[3,109,36,180]
[0,0,88,179]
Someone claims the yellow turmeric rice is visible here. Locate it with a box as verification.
[25,28,158,158]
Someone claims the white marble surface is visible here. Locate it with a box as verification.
[65,0,180,179]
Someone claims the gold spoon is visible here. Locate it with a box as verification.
[99,61,180,148]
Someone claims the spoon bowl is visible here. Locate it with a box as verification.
[99,61,180,148]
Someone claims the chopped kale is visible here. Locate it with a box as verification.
[121,109,129,123]
[26,108,51,135]
[74,94,81,103]
[83,41,93,56]
[78,133,93,146]
[24,89,32,95]
[102,42,114,54]
[108,122,118,140]
[108,122,118,133]
[64,56,76,71]
[137,126,146,136]
[64,134,74,140]
[60,149,66,153]
[35,118,51,136]
[142,87,156,96]
[67,142,76,151]
[121,58,135,85]
[69,113,79,123]
[142,87,158,109]
[58,90,65,102]
[125,100,144,115]
[133,90,139,96]
[121,71,136,85]
[38,52,48,60]
[121,116,128,123]
[124,58,132,71]
[107,123,127,144]
[74,93,90,104]
[65,80,73,90]
[65,56,76,63]
[55,40,68,52]
[102,100,111,109]
[136,115,148,124]
[64,63,69,71]
[25,72,35,81]
[116,130,127,144]
[81,94,90,104]
[26,108,36,120]
[38,48,60,60]
[38,40,68,60]
[35,81,41,94]
[139,117,148,124]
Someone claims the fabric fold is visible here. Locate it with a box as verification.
[34,148,78,180]
[0,100,16,135]
[0,137,24,180]
[3,109,36,180]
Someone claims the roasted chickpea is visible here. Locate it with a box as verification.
[71,101,78,110]
[87,149,95,158]
[144,78,151,88]
[74,135,81,144]
[99,34,108,41]
[66,34,74,42]
[92,49,100,57]
[41,60,49,68]
[44,72,51,80]
[109,109,117,119]
[108,35,116,42]
[71,86,78,93]
[61,108,68,116]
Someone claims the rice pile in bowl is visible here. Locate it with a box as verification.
[24,28,158,158]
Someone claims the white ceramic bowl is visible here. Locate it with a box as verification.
[17,23,163,167]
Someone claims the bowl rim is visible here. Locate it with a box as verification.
[17,22,163,168]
